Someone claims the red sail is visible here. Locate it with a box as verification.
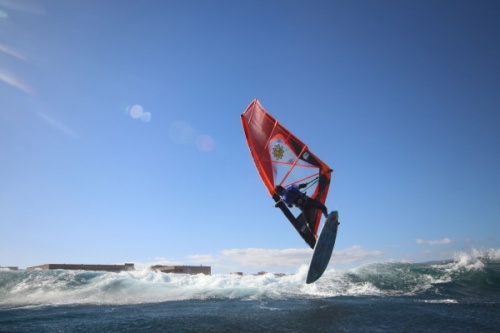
[241,99,332,247]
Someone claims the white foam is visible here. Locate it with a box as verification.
[423,299,458,304]
[1,268,314,306]
[2,248,497,306]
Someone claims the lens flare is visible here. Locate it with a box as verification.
[0,70,35,95]
[140,112,151,123]
[196,134,215,152]
[168,121,196,144]
[129,104,143,119]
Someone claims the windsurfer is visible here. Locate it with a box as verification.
[275,184,329,219]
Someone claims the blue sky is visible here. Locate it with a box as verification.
[1,0,499,274]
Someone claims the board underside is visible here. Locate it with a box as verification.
[306,211,339,284]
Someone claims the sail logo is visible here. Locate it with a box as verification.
[272,143,285,160]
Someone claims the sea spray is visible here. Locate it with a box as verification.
[1,248,499,307]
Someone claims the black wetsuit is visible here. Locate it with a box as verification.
[280,184,328,218]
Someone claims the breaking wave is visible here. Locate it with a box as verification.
[1,249,499,307]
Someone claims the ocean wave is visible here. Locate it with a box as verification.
[312,248,500,299]
[1,249,499,306]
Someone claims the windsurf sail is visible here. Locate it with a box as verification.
[241,99,332,249]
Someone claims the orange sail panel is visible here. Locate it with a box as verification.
[241,99,332,248]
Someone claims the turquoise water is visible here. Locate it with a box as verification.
[1,251,499,332]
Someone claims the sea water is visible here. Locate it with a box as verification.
[1,249,499,332]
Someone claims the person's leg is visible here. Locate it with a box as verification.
[308,199,328,218]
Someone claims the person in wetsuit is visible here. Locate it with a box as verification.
[275,184,329,219]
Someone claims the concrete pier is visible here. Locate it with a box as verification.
[26,263,135,272]
[150,265,211,275]
[0,266,18,270]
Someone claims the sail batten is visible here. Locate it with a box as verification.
[241,99,332,247]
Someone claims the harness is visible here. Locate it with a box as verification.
[282,185,306,206]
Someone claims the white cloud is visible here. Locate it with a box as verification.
[186,246,385,271]
[221,248,310,267]
[332,245,385,263]
[187,254,219,264]
[132,257,183,270]
[416,238,454,245]
[127,246,387,274]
